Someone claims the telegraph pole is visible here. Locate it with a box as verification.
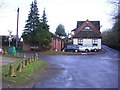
[16,7,19,48]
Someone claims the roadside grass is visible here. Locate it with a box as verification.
[39,50,101,55]
[2,59,47,84]
[3,53,24,58]
[39,51,82,55]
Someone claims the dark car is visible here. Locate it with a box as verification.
[62,44,79,52]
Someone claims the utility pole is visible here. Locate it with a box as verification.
[16,7,19,48]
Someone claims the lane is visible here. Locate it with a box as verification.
[33,45,118,88]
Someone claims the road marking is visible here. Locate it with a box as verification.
[101,57,112,60]
[68,76,73,81]
[81,53,87,55]
[101,57,120,61]
[113,54,117,56]
[114,59,120,61]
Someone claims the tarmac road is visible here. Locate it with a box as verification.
[1,56,18,66]
[33,45,119,88]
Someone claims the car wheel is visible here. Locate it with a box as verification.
[94,49,97,52]
[85,49,89,52]
[75,50,78,52]
[62,50,65,52]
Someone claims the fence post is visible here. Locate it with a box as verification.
[28,58,31,64]
[16,62,22,72]
[36,53,38,60]
[23,53,26,58]
[9,64,16,77]
[31,56,34,62]
[34,53,36,61]
[25,59,29,66]
[22,61,25,68]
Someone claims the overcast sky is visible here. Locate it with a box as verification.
[0,0,116,36]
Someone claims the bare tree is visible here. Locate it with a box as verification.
[0,0,4,8]
[108,0,120,17]
[101,0,120,50]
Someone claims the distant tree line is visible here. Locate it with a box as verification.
[55,24,66,37]
[2,36,20,47]
[55,24,71,44]
[102,0,120,50]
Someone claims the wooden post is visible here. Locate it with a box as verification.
[16,62,22,72]
[28,58,31,64]
[31,56,34,62]
[9,64,16,77]
[25,59,29,66]
[23,53,26,58]
[36,53,38,60]
[21,61,25,68]
[34,53,36,61]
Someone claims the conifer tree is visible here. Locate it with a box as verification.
[35,9,52,50]
[22,0,40,45]
[22,1,52,50]
[41,9,49,31]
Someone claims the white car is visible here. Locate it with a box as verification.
[79,45,98,52]
[90,46,98,52]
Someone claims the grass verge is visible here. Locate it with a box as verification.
[3,54,24,58]
[39,51,82,55]
[2,59,47,84]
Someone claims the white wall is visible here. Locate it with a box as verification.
[98,39,101,49]
[73,38,102,49]
[73,39,78,45]
[83,39,92,46]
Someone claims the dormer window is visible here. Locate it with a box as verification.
[82,26,92,31]
[85,26,90,30]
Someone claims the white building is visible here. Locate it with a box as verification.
[71,19,102,50]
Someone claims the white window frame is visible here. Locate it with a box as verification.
[78,39,83,45]
[92,39,98,46]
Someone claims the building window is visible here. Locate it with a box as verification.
[78,39,83,46]
[92,39,98,46]
[82,26,92,31]
[85,26,90,30]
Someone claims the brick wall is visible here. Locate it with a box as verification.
[23,42,31,51]
[50,37,64,51]
[23,37,64,51]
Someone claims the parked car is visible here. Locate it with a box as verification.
[0,48,3,54]
[79,45,98,52]
[62,44,79,52]
[90,46,99,52]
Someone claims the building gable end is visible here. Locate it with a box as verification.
[74,20,101,37]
